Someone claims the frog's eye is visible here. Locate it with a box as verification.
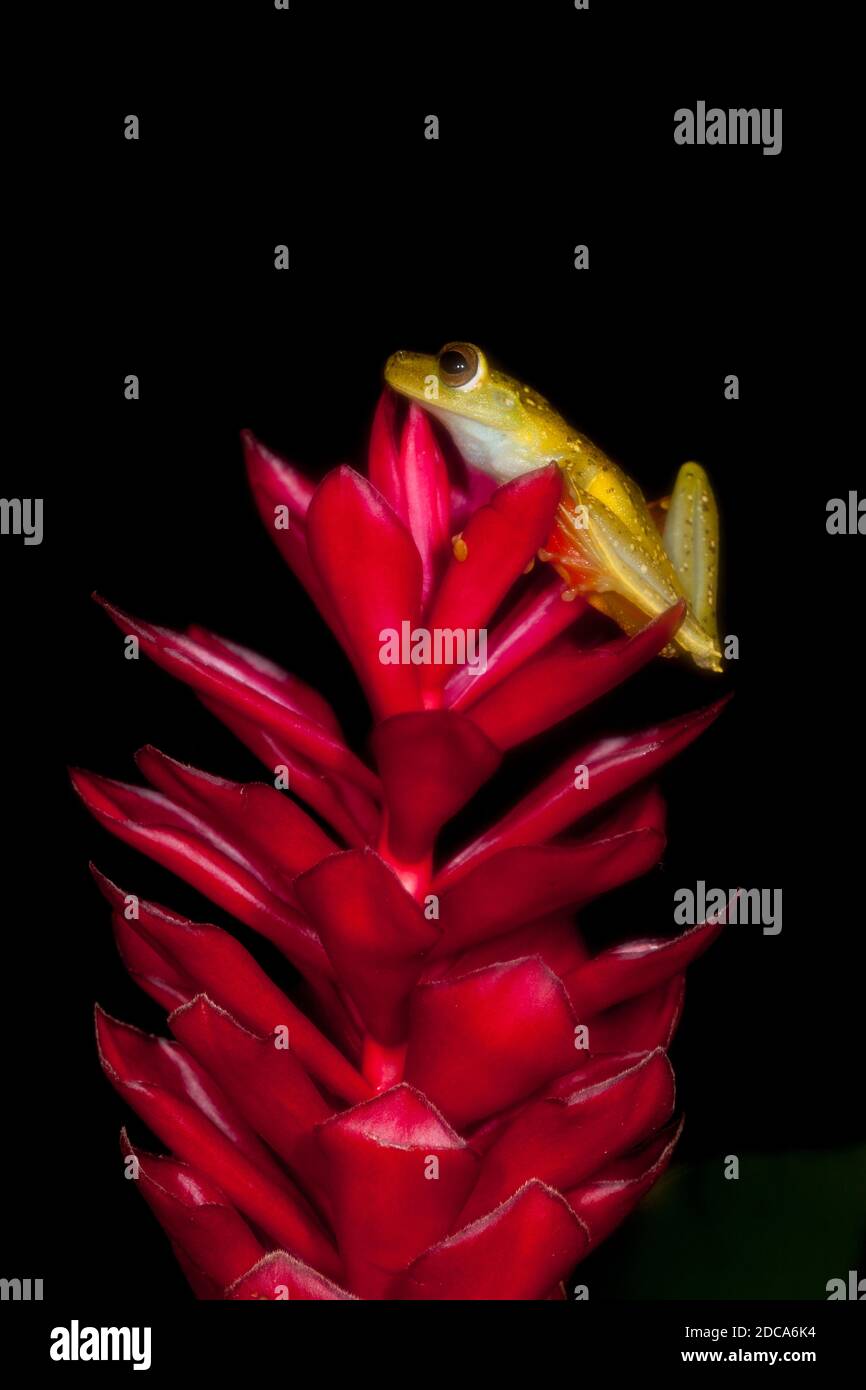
[438,342,482,388]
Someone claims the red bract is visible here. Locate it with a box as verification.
[76,393,728,1300]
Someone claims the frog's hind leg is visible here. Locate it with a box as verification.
[661,462,721,657]
[539,493,681,650]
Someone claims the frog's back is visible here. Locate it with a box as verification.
[552,421,668,564]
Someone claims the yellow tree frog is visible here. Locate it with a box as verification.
[385,342,723,672]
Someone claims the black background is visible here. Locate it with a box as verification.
[4,3,862,1307]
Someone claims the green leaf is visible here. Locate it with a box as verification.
[580,1145,866,1299]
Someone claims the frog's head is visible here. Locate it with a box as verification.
[385,342,565,481]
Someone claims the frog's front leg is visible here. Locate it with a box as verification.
[542,465,724,672]
[548,480,685,626]
[658,462,722,669]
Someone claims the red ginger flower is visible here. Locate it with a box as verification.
[75,390,727,1300]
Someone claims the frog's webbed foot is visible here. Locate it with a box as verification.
[659,462,722,671]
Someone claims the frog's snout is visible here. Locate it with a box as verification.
[384,348,429,400]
